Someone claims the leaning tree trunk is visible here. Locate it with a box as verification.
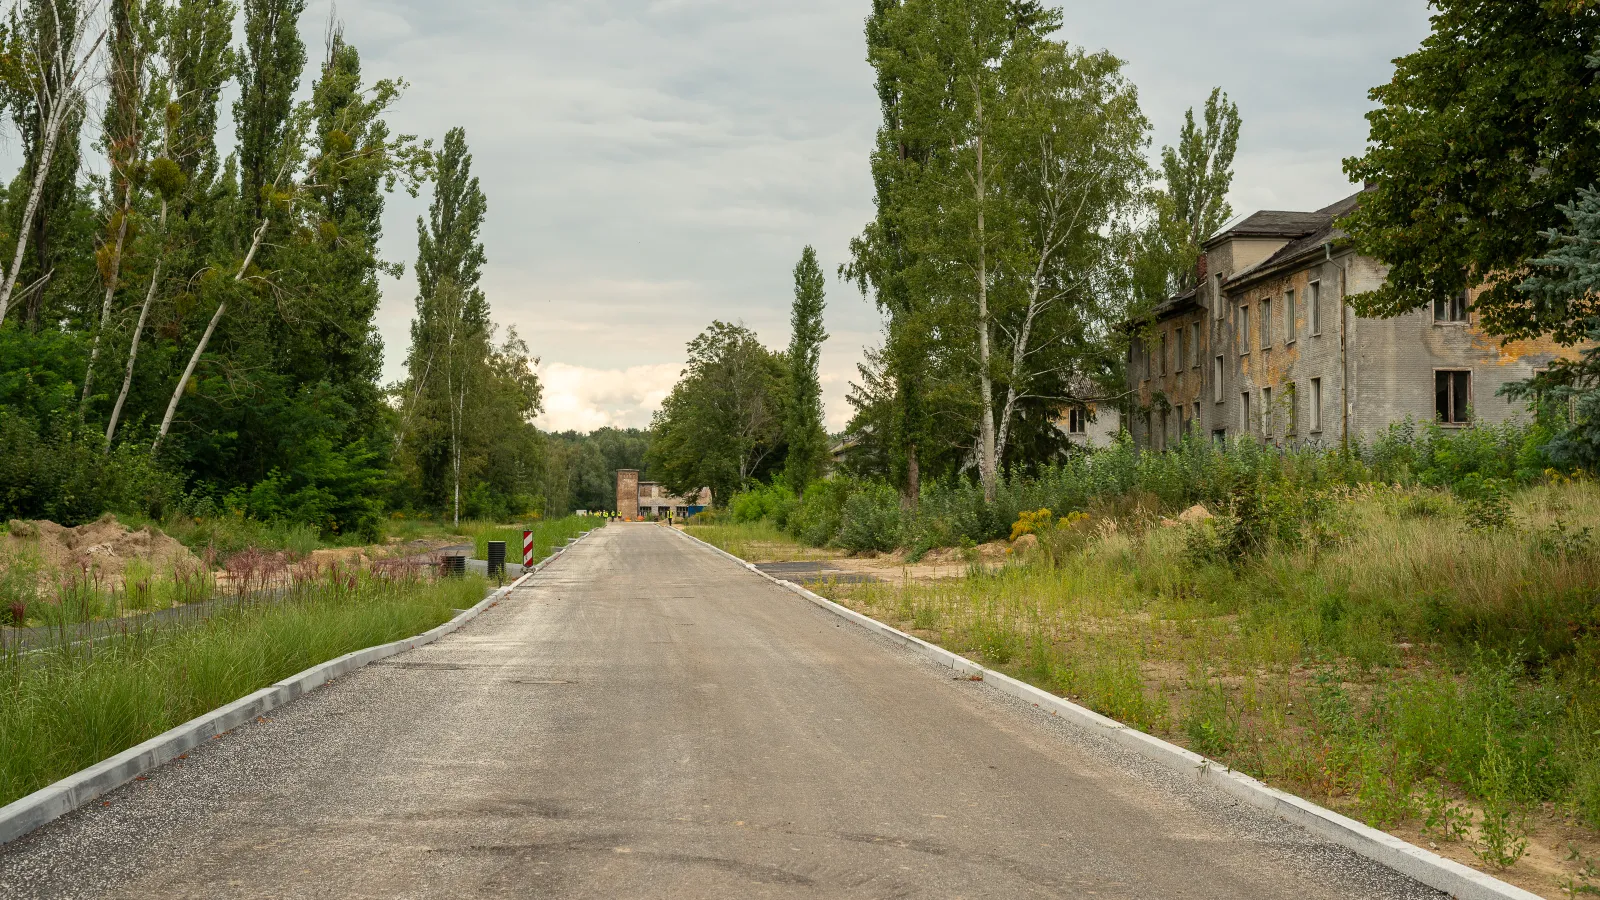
[151,215,269,454]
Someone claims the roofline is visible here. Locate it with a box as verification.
[1225,236,1356,293]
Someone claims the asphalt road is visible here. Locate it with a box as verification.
[0,524,1444,899]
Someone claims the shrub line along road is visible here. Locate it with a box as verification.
[0,525,1444,899]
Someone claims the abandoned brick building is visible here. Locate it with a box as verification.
[1128,188,1583,450]
[615,469,711,520]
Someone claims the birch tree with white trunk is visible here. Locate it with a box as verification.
[0,0,107,326]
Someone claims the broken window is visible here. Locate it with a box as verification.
[1214,356,1224,402]
[1241,391,1251,433]
[1310,377,1323,433]
[1286,383,1298,436]
[1261,299,1272,349]
[1262,386,1274,436]
[1161,332,1169,375]
[1309,281,1321,334]
[1212,428,1227,445]
[1434,291,1469,323]
[1193,401,1201,427]
[1285,290,1297,343]
[1190,322,1201,368]
[1239,305,1251,351]
[1436,370,1471,424]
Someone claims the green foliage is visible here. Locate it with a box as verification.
[0,409,181,524]
[784,246,829,491]
[648,321,788,507]
[836,481,901,553]
[1341,1,1600,343]
[728,479,799,529]
[1134,87,1241,305]
[846,0,1149,497]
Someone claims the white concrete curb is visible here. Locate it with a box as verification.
[0,528,596,849]
[672,527,1540,900]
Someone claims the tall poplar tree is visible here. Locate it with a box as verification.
[399,126,491,522]
[784,246,828,490]
[1134,88,1240,304]
[233,0,303,226]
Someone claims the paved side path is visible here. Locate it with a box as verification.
[0,525,1441,899]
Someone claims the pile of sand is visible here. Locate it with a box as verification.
[2,514,203,579]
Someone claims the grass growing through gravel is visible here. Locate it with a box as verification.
[0,568,487,808]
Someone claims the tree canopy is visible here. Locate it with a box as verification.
[1342,0,1600,344]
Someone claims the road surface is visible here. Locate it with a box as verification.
[0,524,1441,899]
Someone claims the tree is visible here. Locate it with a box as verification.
[1134,88,1240,305]
[397,126,501,524]
[990,40,1148,465]
[151,0,304,454]
[1504,187,1600,469]
[0,0,105,328]
[80,0,146,419]
[648,321,787,506]
[852,0,1145,499]
[783,246,828,490]
[104,0,234,450]
[233,0,303,225]
[1341,1,1600,343]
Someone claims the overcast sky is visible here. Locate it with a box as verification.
[292,0,1434,433]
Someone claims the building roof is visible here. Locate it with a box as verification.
[1202,210,1328,248]
[1225,187,1369,291]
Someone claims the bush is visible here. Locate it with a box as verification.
[836,482,902,553]
[727,479,799,528]
[0,411,182,525]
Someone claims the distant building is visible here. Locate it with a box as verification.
[1054,391,1122,450]
[1128,187,1585,450]
[615,469,711,519]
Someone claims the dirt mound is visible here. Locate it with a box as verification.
[3,515,203,579]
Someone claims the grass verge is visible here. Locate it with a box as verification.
[705,483,1600,898]
[684,522,843,563]
[0,570,487,808]
[461,516,596,562]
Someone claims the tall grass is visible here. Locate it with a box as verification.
[825,481,1600,842]
[0,568,486,807]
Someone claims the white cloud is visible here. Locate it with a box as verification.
[535,361,681,432]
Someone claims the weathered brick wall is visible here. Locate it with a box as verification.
[616,470,639,519]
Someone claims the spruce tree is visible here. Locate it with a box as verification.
[784,246,828,490]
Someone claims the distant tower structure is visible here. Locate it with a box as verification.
[616,469,640,519]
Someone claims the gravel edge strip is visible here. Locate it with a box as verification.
[0,529,595,848]
[671,526,1539,900]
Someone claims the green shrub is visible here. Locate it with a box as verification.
[837,482,902,553]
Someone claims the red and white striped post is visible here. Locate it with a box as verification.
[522,531,534,568]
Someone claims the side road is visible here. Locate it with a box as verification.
[0,524,1445,899]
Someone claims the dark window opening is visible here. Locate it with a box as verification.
[1434,291,1469,323]
[1436,370,1471,424]
[1067,406,1087,435]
